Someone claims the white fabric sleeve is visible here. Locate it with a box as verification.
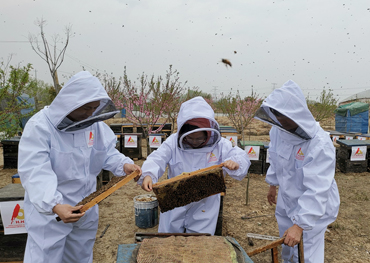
[18,120,63,215]
[101,125,133,176]
[137,141,173,185]
[291,144,336,230]
[265,163,279,186]
[220,138,250,181]
[265,129,279,186]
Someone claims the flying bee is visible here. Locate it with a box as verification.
[221,58,232,68]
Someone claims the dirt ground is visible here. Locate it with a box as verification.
[0,117,369,262]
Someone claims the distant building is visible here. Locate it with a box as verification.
[339,89,370,105]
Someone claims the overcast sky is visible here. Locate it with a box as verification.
[2,0,370,102]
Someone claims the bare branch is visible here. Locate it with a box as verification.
[28,18,72,94]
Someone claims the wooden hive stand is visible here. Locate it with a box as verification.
[247,235,304,263]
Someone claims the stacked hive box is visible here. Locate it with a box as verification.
[147,133,167,155]
[240,141,264,174]
[137,123,172,137]
[110,123,124,133]
[329,130,345,141]
[0,183,27,261]
[136,236,240,263]
[336,139,370,173]
[262,141,270,174]
[116,234,253,263]
[356,133,370,140]
[109,123,135,134]
[334,102,369,134]
[121,133,142,159]
[1,137,21,169]
[158,123,172,137]
[219,126,241,148]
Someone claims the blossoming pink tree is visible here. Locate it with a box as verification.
[216,90,262,137]
[104,66,187,139]
[215,89,262,205]
[157,66,188,133]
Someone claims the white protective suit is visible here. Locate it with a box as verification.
[18,71,134,263]
[254,80,340,263]
[138,96,250,235]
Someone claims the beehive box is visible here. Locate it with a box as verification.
[240,141,264,174]
[121,123,135,133]
[116,234,253,263]
[136,123,172,137]
[337,159,368,173]
[262,141,270,174]
[0,183,27,261]
[147,133,167,155]
[121,133,142,159]
[158,123,172,137]
[336,139,370,173]
[1,137,21,169]
[220,126,242,140]
[136,236,240,263]
[336,147,368,173]
[152,166,225,212]
[110,123,124,133]
[0,233,27,261]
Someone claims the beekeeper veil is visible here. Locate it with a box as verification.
[254,80,318,140]
[45,71,119,132]
[177,97,221,152]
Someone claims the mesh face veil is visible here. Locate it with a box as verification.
[179,128,221,150]
[254,106,311,140]
[58,99,119,132]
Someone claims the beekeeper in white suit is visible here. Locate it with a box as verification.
[18,71,141,263]
[254,80,340,263]
[138,96,250,235]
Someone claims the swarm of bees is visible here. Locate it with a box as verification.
[221,58,232,68]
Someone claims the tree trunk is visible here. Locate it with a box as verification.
[53,70,61,94]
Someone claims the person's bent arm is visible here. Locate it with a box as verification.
[137,139,173,186]
[18,120,63,214]
[220,138,250,180]
[53,204,85,223]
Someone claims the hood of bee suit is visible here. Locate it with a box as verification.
[177,96,221,152]
[253,80,319,143]
[44,71,119,132]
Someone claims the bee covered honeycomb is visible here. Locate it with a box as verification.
[152,168,225,212]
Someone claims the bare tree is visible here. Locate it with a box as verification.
[29,18,72,94]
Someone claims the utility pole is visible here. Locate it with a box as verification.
[212,86,218,100]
